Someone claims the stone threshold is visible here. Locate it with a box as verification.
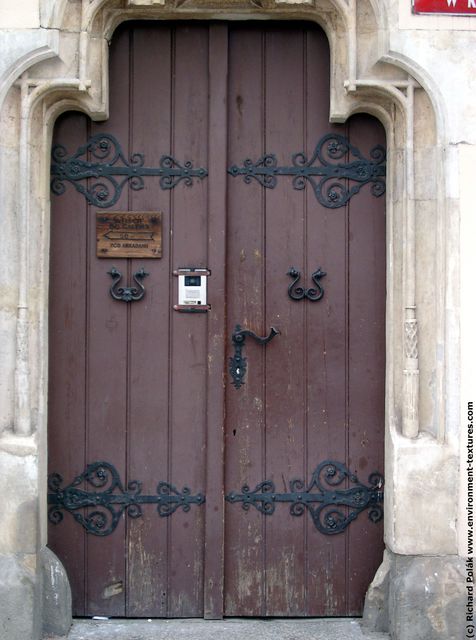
[44,617,390,640]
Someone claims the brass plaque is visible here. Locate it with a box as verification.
[97,212,162,258]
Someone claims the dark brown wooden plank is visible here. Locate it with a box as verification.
[203,23,228,620]
[224,24,266,617]
[263,24,307,616]
[84,24,131,616]
[166,23,209,617]
[346,114,386,615]
[127,23,173,617]
[303,27,348,616]
[48,111,89,616]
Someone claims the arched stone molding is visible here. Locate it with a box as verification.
[40,0,64,28]
[0,34,59,111]
[18,0,457,540]
[9,0,446,443]
[4,0,451,522]
[0,1,461,638]
[6,0,451,518]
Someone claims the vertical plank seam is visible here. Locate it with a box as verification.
[166,24,176,618]
[84,115,91,616]
[204,25,211,615]
[302,27,309,615]
[204,23,228,618]
[261,27,267,618]
[345,120,350,615]
[83,115,91,617]
[125,25,133,617]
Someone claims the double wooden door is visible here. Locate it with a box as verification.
[48,21,386,619]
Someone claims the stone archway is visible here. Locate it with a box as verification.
[0,1,464,639]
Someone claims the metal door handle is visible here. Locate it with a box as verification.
[108,266,149,302]
[287,266,326,301]
[229,325,280,389]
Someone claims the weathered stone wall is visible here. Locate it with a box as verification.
[0,1,474,638]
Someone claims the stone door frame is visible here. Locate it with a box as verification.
[0,1,462,638]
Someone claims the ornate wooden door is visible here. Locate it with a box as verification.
[48,21,385,619]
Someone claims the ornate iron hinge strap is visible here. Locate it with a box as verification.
[226,460,384,535]
[228,133,386,208]
[48,461,205,536]
[51,133,208,208]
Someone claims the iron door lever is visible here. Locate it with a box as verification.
[229,325,280,389]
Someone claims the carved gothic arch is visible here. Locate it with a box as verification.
[0,1,451,586]
[9,0,443,441]
[0,3,463,637]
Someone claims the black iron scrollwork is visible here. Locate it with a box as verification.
[108,266,148,302]
[226,460,384,535]
[48,461,205,536]
[229,325,280,389]
[228,133,386,208]
[51,133,208,208]
[287,267,326,301]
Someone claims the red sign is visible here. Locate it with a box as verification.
[413,0,476,13]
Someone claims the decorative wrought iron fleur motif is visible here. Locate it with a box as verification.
[228,133,386,208]
[287,267,326,301]
[48,461,205,536]
[226,460,384,535]
[51,133,208,208]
